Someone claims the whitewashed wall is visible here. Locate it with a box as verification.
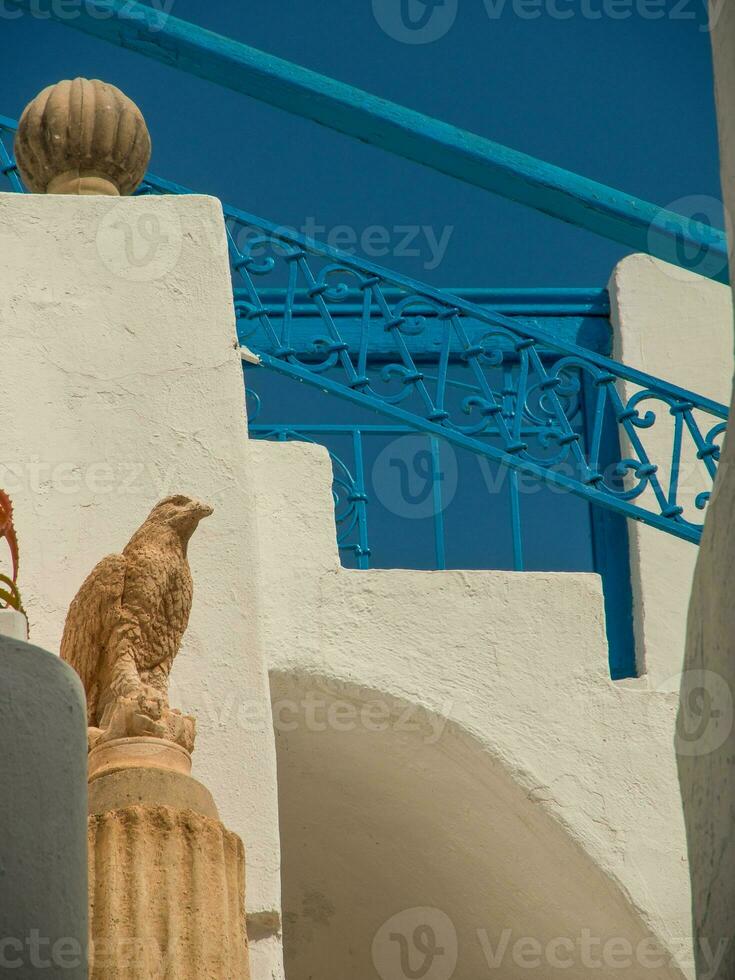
[250,439,697,980]
[1,188,718,980]
[675,6,735,978]
[608,254,732,686]
[0,191,283,980]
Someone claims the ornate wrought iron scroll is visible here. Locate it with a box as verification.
[192,169,728,545]
[226,223,726,543]
[1,116,727,544]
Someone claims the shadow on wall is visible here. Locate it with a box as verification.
[271,671,687,980]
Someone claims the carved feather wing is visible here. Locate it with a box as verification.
[60,553,127,696]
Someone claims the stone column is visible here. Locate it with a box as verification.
[86,744,250,979]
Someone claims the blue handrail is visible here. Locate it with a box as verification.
[145,173,728,545]
[0,119,727,545]
[4,0,729,282]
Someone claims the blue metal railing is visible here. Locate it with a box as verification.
[243,287,612,572]
[243,344,637,679]
[0,119,728,548]
[246,404,588,573]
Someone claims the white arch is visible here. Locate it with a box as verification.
[272,671,688,980]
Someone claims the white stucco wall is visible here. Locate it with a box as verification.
[1,187,712,980]
[0,192,282,978]
[675,7,735,978]
[249,438,697,979]
[608,254,732,686]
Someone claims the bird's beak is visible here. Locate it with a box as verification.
[190,500,214,520]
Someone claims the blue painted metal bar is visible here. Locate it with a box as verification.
[509,470,524,571]
[429,436,447,571]
[238,287,613,355]
[237,311,611,359]
[352,429,371,570]
[6,1,728,281]
[581,374,636,678]
[250,422,578,436]
[255,351,709,546]
[0,120,23,192]
[252,287,612,316]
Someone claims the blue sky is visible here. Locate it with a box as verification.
[0,0,722,287]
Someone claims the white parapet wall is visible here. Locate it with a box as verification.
[608,254,733,686]
[249,438,700,980]
[0,191,283,979]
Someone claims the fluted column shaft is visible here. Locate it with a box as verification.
[88,802,249,979]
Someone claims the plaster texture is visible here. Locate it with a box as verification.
[0,192,281,977]
[248,439,696,979]
[608,254,733,685]
[0,636,88,978]
[675,8,735,977]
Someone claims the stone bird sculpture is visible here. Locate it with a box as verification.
[61,495,213,751]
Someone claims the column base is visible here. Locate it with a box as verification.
[88,767,250,979]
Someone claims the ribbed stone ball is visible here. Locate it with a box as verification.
[14,77,151,196]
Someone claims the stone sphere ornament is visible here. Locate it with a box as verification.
[14,77,151,196]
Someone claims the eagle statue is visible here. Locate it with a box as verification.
[61,495,213,751]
